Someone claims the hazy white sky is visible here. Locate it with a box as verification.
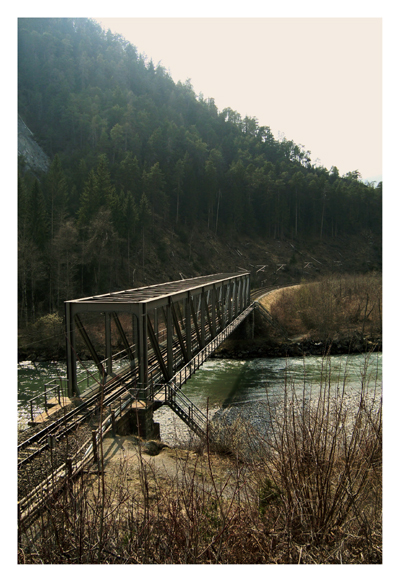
[95,17,382,183]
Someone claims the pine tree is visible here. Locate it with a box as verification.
[45,154,68,239]
[78,154,116,228]
[28,179,48,249]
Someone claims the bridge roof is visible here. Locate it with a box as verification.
[66,272,249,305]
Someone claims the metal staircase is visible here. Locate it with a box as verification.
[165,380,207,438]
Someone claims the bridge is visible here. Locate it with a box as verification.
[19,273,283,526]
[64,272,254,438]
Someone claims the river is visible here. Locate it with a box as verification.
[18,352,382,446]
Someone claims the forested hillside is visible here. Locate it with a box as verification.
[18,18,382,325]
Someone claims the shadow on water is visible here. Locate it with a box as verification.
[220,363,251,408]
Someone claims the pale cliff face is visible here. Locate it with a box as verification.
[18,117,50,174]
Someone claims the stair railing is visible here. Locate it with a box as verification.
[166,379,208,436]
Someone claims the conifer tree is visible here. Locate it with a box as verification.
[28,179,48,249]
[78,154,116,228]
[45,154,68,240]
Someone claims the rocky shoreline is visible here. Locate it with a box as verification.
[212,333,382,360]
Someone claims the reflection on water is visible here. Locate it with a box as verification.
[18,353,382,443]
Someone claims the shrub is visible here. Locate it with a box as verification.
[18,355,382,564]
[19,312,65,355]
[255,359,382,554]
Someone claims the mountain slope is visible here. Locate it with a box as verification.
[17,17,382,323]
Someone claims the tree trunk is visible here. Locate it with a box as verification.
[320,196,326,239]
[215,190,221,235]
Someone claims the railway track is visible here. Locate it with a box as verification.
[17,367,138,467]
[18,287,286,524]
[250,282,297,301]
[18,311,219,484]
[18,315,222,525]
[250,284,275,301]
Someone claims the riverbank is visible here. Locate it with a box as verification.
[19,374,382,564]
[217,272,382,359]
[213,332,382,360]
[17,334,382,364]
[17,327,382,363]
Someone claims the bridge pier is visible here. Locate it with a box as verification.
[114,401,160,439]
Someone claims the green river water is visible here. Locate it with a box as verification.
[18,352,382,445]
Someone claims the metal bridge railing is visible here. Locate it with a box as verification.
[166,380,208,435]
[25,380,68,422]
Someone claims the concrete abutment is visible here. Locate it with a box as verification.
[115,403,160,440]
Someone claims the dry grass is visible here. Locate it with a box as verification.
[267,274,382,340]
[18,355,382,564]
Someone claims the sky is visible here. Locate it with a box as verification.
[94,16,382,183]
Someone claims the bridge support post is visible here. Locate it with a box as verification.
[227,280,232,323]
[132,314,137,370]
[138,304,148,388]
[211,286,216,337]
[65,302,78,397]
[113,402,160,439]
[154,308,159,341]
[245,278,248,306]
[221,285,226,329]
[200,291,205,349]
[185,295,192,360]
[167,300,173,379]
[130,405,160,439]
[245,276,250,306]
[232,281,237,318]
[105,312,112,378]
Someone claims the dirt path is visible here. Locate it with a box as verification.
[100,434,242,497]
[101,435,196,479]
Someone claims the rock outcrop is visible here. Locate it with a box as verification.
[18,116,50,174]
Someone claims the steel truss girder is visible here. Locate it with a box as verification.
[147,313,170,382]
[171,302,189,363]
[65,273,251,397]
[112,312,135,365]
[74,314,105,379]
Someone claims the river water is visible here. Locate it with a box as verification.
[18,352,382,445]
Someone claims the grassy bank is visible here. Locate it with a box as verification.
[18,358,382,564]
[214,274,382,359]
[264,273,382,342]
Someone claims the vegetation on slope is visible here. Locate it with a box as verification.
[18,18,381,328]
